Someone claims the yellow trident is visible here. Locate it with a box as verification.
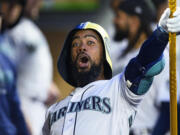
[169,0,178,134]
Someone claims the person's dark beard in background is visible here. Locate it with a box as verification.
[114,23,152,58]
[70,52,103,87]
[113,24,129,41]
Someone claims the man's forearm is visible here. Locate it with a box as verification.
[125,27,168,95]
[137,27,168,66]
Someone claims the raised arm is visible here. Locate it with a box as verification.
[124,8,180,95]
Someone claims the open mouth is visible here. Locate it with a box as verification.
[77,54,90,68]
[80,56,88,63]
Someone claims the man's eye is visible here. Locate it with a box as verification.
[72,43,79,47]
[87,41,94,45]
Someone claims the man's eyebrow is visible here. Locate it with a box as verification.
[72,34,98,41]
[84,34,98,40]
[72,36,80,41]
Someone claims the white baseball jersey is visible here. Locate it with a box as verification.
[43,73,143,135]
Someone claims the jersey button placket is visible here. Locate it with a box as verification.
[63,113,75,135]
[63,88,82,135]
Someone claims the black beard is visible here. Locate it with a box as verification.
[70,59,103,87]
[113,28,129,41]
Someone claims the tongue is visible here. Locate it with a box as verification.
[78,61,89,68]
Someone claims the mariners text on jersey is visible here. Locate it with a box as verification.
[50,96,111,126]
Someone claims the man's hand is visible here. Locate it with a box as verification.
[159,7,180,33]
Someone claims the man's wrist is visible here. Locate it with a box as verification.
[156,26,169,43]
[158,25,180,35]
[158,26,167,33]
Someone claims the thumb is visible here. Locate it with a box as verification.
[163,8,171,19]
[158,8,171,32]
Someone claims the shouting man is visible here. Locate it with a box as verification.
[42,7,180,135]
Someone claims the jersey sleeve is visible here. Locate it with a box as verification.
[119,73,144,108]
[108,73,140,129]
[109,72,143,110]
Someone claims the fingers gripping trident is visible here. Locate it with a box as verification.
[169,0,178,135]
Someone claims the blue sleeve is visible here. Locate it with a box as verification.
[125,27,168,95]
[8,77,30,135]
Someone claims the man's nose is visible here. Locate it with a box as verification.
[78,42,87,52]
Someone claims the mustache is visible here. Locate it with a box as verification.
[113,29,128,41]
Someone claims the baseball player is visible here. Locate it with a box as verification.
[0,0,57,134]
[42,7,180,135]
[0,50,30,135]
[0,13,30,135]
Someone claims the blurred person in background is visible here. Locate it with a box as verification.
[110,0,122,12]
[150,0,180,135]
[0,11,30,135]
[151,47,180,135]
[23,0,60,106]
[110,0,163,134]
[111,0,155,75]
[151,0,169,22]
[0,0,60,135]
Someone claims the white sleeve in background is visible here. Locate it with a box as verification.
[178,1,180,7]
[155,46,180,103]
[9,18,53,102]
